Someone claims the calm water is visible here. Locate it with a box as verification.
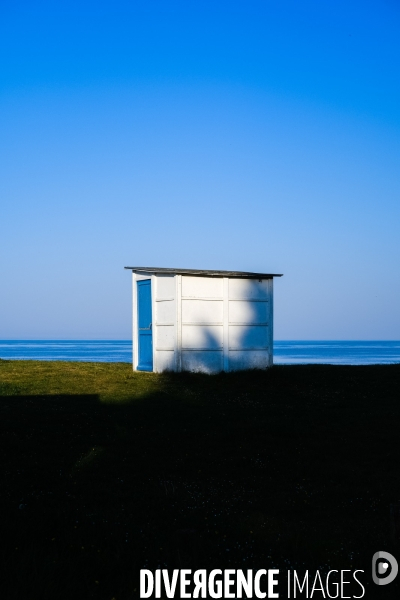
[274,341,400,365]
[0,340,131,363]
[0,340,400,365]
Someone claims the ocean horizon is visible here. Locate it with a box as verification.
[1,340,400,365]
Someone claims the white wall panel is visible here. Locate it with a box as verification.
[229,350,270,370]
[182,325,223,349]
[182,299,223,324]
[229,300,268,324]
[229,325,269,349]
[156,325,175,350]
[156,299,176,324]
[181,350,223,373]
[156,275,175,299]
[182,276,223,298]
[156,350,176,372]
[229,278,269,300]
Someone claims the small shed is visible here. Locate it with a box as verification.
[125,267,282,373]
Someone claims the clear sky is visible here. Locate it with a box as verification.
[1,0,399,340]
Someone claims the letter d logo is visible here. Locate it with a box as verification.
[372,551,398,585]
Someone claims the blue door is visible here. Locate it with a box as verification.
[137,280,153,371]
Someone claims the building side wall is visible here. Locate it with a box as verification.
[154,274,176,373]
[180,275,224,374]
[176,275,272,373]
[227,277,272,370]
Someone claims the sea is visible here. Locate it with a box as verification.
[0,340,400,365]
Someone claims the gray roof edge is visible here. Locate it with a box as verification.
[124,267,283,278]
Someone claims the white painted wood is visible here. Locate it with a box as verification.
[269,278,274,366]
[152,275,176,372]
[129,270,277,373]
[176,274,182,372]
[229,300,268,324]
[181,350,223,373]
[156,299,176,325]
[182,325,223,349]
[157,350,176,372]
[229,350,270,370]
[156,275,175,299]
[182,276,223,298]
[229,325,269,350]
[156,325,175,350]
[181,297,224,301]
[229,278,269,300]
[151,274,157,372]
[182,299,223,324]
[132,271,138,371]
[223,277,229,372]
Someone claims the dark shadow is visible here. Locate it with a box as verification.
[179,296,271,373]
[2,364,400,598]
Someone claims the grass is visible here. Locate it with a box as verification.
[1,360,400,599]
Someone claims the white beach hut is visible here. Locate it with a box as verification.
[125,267,282,373]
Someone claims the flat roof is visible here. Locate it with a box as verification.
[124,267,282,278]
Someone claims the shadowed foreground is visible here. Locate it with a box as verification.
[0,360,400,599]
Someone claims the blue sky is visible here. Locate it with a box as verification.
[1,0,399,339]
